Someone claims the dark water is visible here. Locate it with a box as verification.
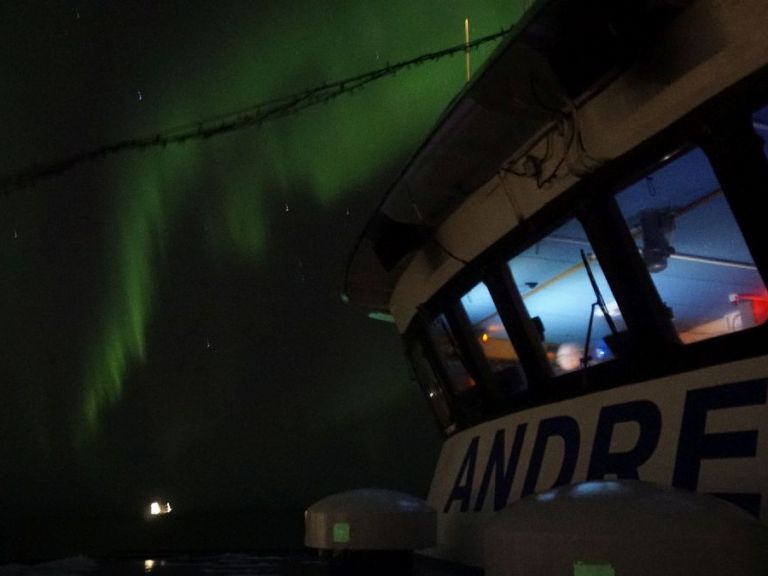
[0,552,478,576]
[0,554,325,576]
[1,512,303,564]
[95,554,329,575]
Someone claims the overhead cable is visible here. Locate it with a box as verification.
[1,26,513,195]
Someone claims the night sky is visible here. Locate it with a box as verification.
[0,1,522,560]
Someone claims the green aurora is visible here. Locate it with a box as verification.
[0,1,531,557]
[79,1,525,437]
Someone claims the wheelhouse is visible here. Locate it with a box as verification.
[346,0,768,434]
[344,0,768,568]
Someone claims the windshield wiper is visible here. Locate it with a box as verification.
[580,249,619,368]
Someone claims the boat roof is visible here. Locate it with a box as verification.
[342,0,693,313]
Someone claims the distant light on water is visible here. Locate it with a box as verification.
[150,501,172,515]
[145,559,168,572]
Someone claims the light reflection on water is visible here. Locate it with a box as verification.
[3,552,464,575]
[0,555,329,576]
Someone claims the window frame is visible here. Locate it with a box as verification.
[406,70,768,435]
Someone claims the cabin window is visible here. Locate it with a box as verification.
[460,281,527,395]
[427,314,476,396]
[753,104,768,157]
[507,219,627,375]
[405,335,453,432]
[615,147,768,343]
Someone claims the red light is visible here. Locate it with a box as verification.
[732,293,768,325]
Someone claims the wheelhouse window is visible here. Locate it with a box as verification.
[460,281,527,396]
[753,104,768,157]
[427,314,476,396]
[460,282,517,371]
[405,335,453,433]
[615,147,767,344]
[508,219,626,374]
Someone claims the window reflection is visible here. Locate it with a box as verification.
[460,282,516,371]
[615,147,767,343]
[508,219,626,374]
[753,104,768,158]
[460,281,527,397]
[427,314,475,395]
[406,336,453,432]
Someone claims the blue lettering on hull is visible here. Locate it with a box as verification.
[474,424,527,512]
[673,380,767,517]
[587,400,661,480]
[443,380,768,516]
[522,415,580,497]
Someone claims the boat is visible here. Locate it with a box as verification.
[342,0,768,571]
